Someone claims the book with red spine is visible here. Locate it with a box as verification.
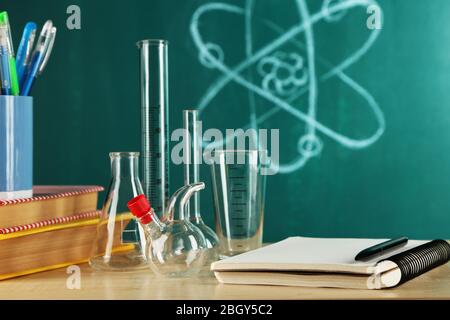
[0,186,104,228]
[0,210,102,234]
[0,211,133,281]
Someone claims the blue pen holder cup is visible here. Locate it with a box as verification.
[0,96,33,200]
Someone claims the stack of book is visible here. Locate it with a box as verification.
[0,186,107,280]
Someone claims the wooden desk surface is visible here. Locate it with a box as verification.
[0,263,450,300]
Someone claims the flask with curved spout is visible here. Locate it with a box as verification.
[128,183,209,277]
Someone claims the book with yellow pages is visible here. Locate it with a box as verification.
[212,237,450,290]
[0,186,103,228]
[0,212,134,280]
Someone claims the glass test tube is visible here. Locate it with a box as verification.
[183,110,201,218]
[137,40,169,216]
[184,110,220,254]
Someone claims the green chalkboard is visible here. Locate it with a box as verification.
[4,0,450,241]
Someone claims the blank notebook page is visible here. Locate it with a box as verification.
[212,237,426,273]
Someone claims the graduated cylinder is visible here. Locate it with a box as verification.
[137,39,170,216]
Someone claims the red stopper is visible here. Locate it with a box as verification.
[139,213,153,225]
[127,194,153,224]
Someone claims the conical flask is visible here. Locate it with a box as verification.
[89,152,148,271]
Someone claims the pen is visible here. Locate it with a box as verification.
[0,12,20,96]
[38,27,56,76]
[354,237,409,261]
[0,46,11,95]
[22,21,54,96]
[16,22,37,87]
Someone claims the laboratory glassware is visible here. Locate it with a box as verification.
[210,150,267,258]
[137,39,169,217]
[183,110,219,258]
[89,152,148,271]
[128,183,209,277]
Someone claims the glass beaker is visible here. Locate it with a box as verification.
[137,39,170,217]
[89,152,148,271]
[210,150,267,258]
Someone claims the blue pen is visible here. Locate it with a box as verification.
[22,21,54,96]
[0,46,11,95]
[16,22,37,87]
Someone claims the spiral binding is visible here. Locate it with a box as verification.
[380,240,450,285]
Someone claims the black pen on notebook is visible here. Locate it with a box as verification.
[354,237,409,261]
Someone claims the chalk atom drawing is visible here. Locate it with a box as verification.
[190,0,385,174]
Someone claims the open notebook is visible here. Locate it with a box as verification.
[211,237,450,289]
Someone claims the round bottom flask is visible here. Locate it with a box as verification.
[128,183,210,277]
